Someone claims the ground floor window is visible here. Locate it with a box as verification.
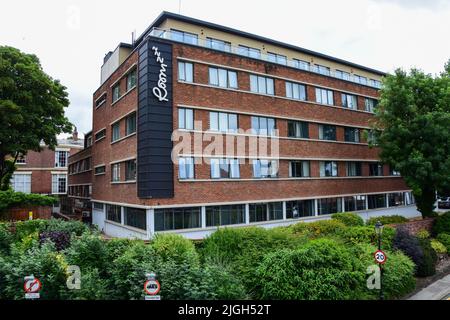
[124,207,147,230]
[286,200,314,219]
[344,195,366,211]
[388,193,405,207]
[206,204,245,227]
[10,173,31,193]
[93,202,104,210]
[106,204,121,223]
[318,197,342,215]
[368,194,387,209]
[405,192,415,205]
[249,202,283,222]
[154,207,201,231]
[51,174,67,194]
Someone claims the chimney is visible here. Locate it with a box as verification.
[72,127,78,141]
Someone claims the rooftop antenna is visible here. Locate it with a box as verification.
[131,30,136,45]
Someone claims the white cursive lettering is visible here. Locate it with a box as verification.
[151,46,169,102]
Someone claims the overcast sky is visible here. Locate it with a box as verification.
[1,0,449,138]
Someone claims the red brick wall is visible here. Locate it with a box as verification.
[5,206,52,221]
[390,218,435,235]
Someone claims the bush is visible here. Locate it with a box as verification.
[416,229,430,240]
[66,268,111,300]
[0,223,13,255]
[256,238,362,299]
[64,232,108,273]
[0,190,57,216]
[289,219,347,238]
[332,212,364,227]
[39,231,71,251]
[199,262,247,300]
[11,219,48,241]
[437,233,450,252]
[366,215,408,226]
[433,212,450,235]
[45,218,89,236]
[151,234,199,267]
[393,228,436,277]
[430,239,447,254]
[337,226,396,251]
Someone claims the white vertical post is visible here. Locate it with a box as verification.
[245,203,250,224]
[201,206,206,228]
[365,195,369,210]
[386,194,389,208]
[341,197,345,212]
[282,201,287,220]
[314,199,319,216]
[120,206,124,225]
[147,208,155,240]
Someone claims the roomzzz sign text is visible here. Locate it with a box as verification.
[151,46,169,102]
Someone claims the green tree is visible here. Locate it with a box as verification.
[0,46,72,190]
[372,61,450,217]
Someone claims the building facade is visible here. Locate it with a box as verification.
[89,12,418,239]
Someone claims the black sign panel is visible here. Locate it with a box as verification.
[137,39,174,198]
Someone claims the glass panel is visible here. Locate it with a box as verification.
[209,112,218,131]
[250,75,258,92]
[219,112,228,132]
[228,71,238,88]
[228,114,238,133]
[258,76,266,94]
[209,68,218,85]
[266,78,274,95]
[218,68,227,87]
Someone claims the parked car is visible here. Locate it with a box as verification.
[438,197,450,209]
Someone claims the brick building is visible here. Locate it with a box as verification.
[11,129,84,213]
[88,12,418,239]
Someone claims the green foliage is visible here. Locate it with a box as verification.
[433,211,450,235]
[336,226,395,251]
[199,261,247,299]
[430,239,447,254]
[45,218,90,236]
[418,239,438,277]
[331,212,364,227]
[66,268,111,300]
[9,219,48,241]
[256,239,362,299]
[151,233,199,267]
[289,219,347,238]
[64,232,108,273]
[437,233,450,252]
[0,223,13,255]
[372,62,450,217]
[0,190,57,216]
[366,215,408,226]
[0,45,73,190]
[416,229,431,240]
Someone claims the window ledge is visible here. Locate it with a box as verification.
[111,180,136,185]
[111,86,136,107]
[111,132,137,145]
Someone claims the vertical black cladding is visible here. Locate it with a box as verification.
[137,39,174,198]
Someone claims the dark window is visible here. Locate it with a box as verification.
[154,207,201,231]
[341,93,358,109]
[125,112,136,135]
[344,127,360,142]
[125,160,136,181]
[289,161,310,177]
[124,207,146,230]
[249,202,283,222]
[320,161,338,177]
[319,124,336,141]
[111,122,120,142]
[346,162,362,176]
[112,84,121,103]
[318,197,342,215]
[253,159,278,178]
[95,129,106,142]
[288,121,309,138]
[388,193,405,207]
[369,163,384,176]
[344,195,366,211]
[95,94,106,108]
[286,200,314,219]
[95,166,106,175]
[206,205,245,227]
[106,204,121,223]
[126,69,137,91]
[368,194,387,209]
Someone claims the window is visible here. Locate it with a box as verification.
[124,207,146,230]
[125,112,136,135]
[287,121,309,138]
[95,165,106,175]
[112,84,120,103]
[238,45,261,59]
[249,202,283,222]
[205,37,231,52]
[367,130,379,145]
[86,135,93,147]
[206,205,245,227]
[388,193,405,207]
[312,64,330,76]
[51,174,67,194]
[178,61,193,82]
[319,124,336,141]
[320,161,338,177]
[93,202,104,210]
[365,98,378,113]
[95,94,106,108]
[289,161,310,177]
[16,154,26,164]
[353,74,367,85]
[285,82,306,101]
[179,157,194,179]
[10,174,31,193]
[250,75,274,95]
[368,194,387,209]
[344,127,360,142]
[208,67,238,88]
[318,197,342,215]
[344,195,366,211]
[369,79,382,88]
[55,150,69,168]
[251,116,276,136]
[171,29,198,45]
[253,159,278,178]
[292,59,310,71]
[389,166,401,176]
[369,163,383,176]
[267,52,287,65]
[154,207,201,231]
[178,108,194,130]
[346,162,362,176]
[111,122,120,142]
[286,200,315,219]
[405,192,415,205]
[95,129,106,142]
[210,158,240,179]
[125,160,136,181]
[111,163,120,182]
[341,93,358,109]
[335,70,350,81]
[315,88,334,105]
[126,69,136,91]
[209,112,238,133]
[106,204,121,223]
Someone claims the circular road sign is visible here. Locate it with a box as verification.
[374,250,387,264]
[24,277,42,293]
[144,279,161,296]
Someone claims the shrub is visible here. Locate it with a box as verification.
[11,219,48,241]
[0,223,13,255]
[416,229,430,240]
[151,233,199,267]
[39,231,71,251]
[289,219,347,238]
[433,212,450,235]
[0,190,57,216]
[393,228,436,277]
[332,212,364,227]
[256,238,362,299]
[437,233,450,252]
[366,215,408,226]
[66,268,111,300]
[45,218,89,236]
[337,226,396,251]
[64,232,108,273]
[430,239,447,254]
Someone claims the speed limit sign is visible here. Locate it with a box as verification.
[374,250,387,264]
[144,279,160,296]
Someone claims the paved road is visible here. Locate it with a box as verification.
[408,275,450,300]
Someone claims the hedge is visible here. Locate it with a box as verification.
[331,212,364,227]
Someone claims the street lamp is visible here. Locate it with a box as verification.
[374,220,384,300]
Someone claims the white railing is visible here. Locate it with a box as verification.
[147,28,382,89]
